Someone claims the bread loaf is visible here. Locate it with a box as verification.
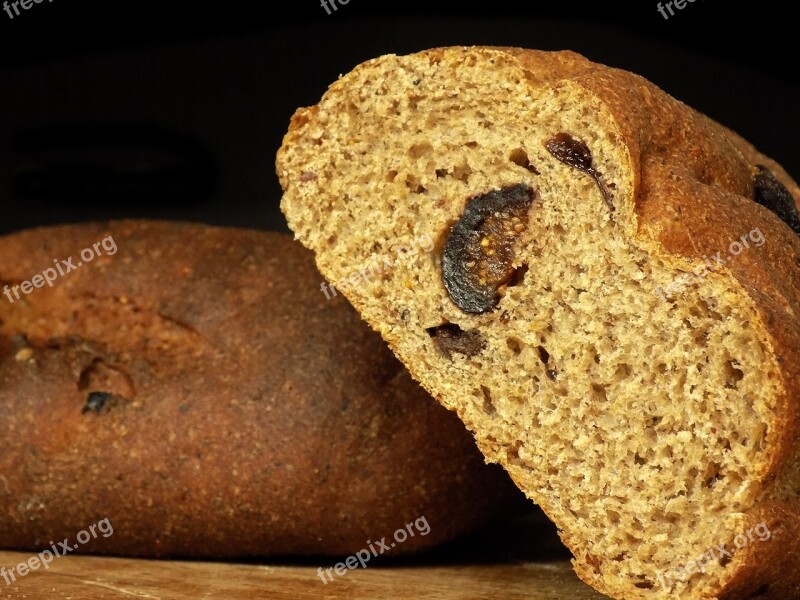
[0,221,522,558]
[278,47,800,599]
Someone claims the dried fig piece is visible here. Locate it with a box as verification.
[426,324,485,359]
[546,133,614,213]
[442,184,535,313]
[753,165,800,236]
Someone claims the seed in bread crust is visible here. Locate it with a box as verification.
[546,133,614,213]
[442,184,536,314]
[426,323,486,359]
[753,165,800,236]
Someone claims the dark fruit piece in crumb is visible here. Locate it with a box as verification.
[546,133,614,213]
[442,184,535,314]
[753,165,800,236]
[426,324,485,359]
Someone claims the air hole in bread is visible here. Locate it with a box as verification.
[509,148,540,175]
[537,345,550,365]
[725,360,745,389]
[409,142,433,159]
[405,174,426,194]
[506,337,522,355]
[591,383,608,402]
[452,163,472,183]
[479,385,496,415]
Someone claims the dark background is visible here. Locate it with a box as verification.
[0,1,797,237]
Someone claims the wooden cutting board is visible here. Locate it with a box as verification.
[0,513,611,599]
[0,552,608,600]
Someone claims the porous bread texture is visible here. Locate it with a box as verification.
[278,48,800,599]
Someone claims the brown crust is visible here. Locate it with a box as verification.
[486,48,800,600]
[560,55,800,600]
[0,221,522,558]
[279,48,800,598]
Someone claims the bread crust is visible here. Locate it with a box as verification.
[279,47,800,598]
[553,50,800,600]
[0,221,522,558]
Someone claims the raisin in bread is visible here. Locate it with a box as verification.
[278,47,800,599]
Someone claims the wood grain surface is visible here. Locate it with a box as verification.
[0,513,611,599]
[0,552,608,600]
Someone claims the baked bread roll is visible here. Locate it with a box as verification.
[0,221,521,558]
[278,47,800,599]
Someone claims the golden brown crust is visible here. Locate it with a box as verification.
[481,48,800,600]
[561,54,800,600]
[471,48,800,600]
[0,221,522,558]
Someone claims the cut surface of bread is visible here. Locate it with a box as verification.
[278,48,800,599]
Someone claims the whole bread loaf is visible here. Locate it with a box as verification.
[0,221,521,558]
[278,47,800,599]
